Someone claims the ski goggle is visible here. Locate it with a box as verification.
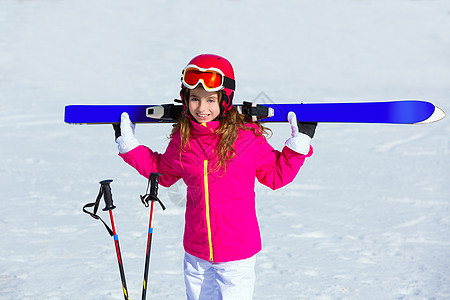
[181,65,235,92]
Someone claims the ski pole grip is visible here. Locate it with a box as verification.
[100,179,116,211]
[150,173,162,198]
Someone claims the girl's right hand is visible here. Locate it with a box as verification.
[114,112,140,154]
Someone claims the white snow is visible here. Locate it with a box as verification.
[1,0,449,299]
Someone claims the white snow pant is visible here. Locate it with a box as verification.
[184,252,256,300]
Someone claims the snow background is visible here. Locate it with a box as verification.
[1,0,449,299]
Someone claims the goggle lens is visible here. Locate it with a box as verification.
[183,68,224,90]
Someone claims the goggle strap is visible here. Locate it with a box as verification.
[223,76,235,91]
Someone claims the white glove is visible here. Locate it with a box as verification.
[115,112,140,154]
[284,111,311,155]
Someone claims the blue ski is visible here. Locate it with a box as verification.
[64,100,444,125]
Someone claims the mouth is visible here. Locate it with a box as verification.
[196,113,211,119]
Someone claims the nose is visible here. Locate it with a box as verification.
[198,99,207,111]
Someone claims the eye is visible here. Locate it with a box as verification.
[190,97,199,102]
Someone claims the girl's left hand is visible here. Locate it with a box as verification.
[285,112,317,155]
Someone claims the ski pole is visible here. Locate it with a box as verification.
[140,173,166,300]
[100,180,130,300]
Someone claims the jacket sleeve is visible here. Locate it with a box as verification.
[118,140,182,188]
[255,136,313,190]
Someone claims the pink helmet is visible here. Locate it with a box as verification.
[180,54,235,118]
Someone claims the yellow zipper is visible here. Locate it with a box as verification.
[203,160,214,261]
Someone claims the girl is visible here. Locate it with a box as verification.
[115,54,316,300]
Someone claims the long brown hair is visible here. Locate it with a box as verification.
[170,89,272,171]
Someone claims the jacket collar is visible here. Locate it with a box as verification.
[190,119,220,135]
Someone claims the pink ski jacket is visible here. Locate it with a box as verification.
[119,120,313,262]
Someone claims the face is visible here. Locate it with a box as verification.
[188,86,221,123]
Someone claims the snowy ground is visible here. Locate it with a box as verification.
[1,0,449,299]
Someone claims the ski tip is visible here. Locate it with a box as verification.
[415,105,446,124]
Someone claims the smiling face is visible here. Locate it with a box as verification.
[188,86,221,123]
